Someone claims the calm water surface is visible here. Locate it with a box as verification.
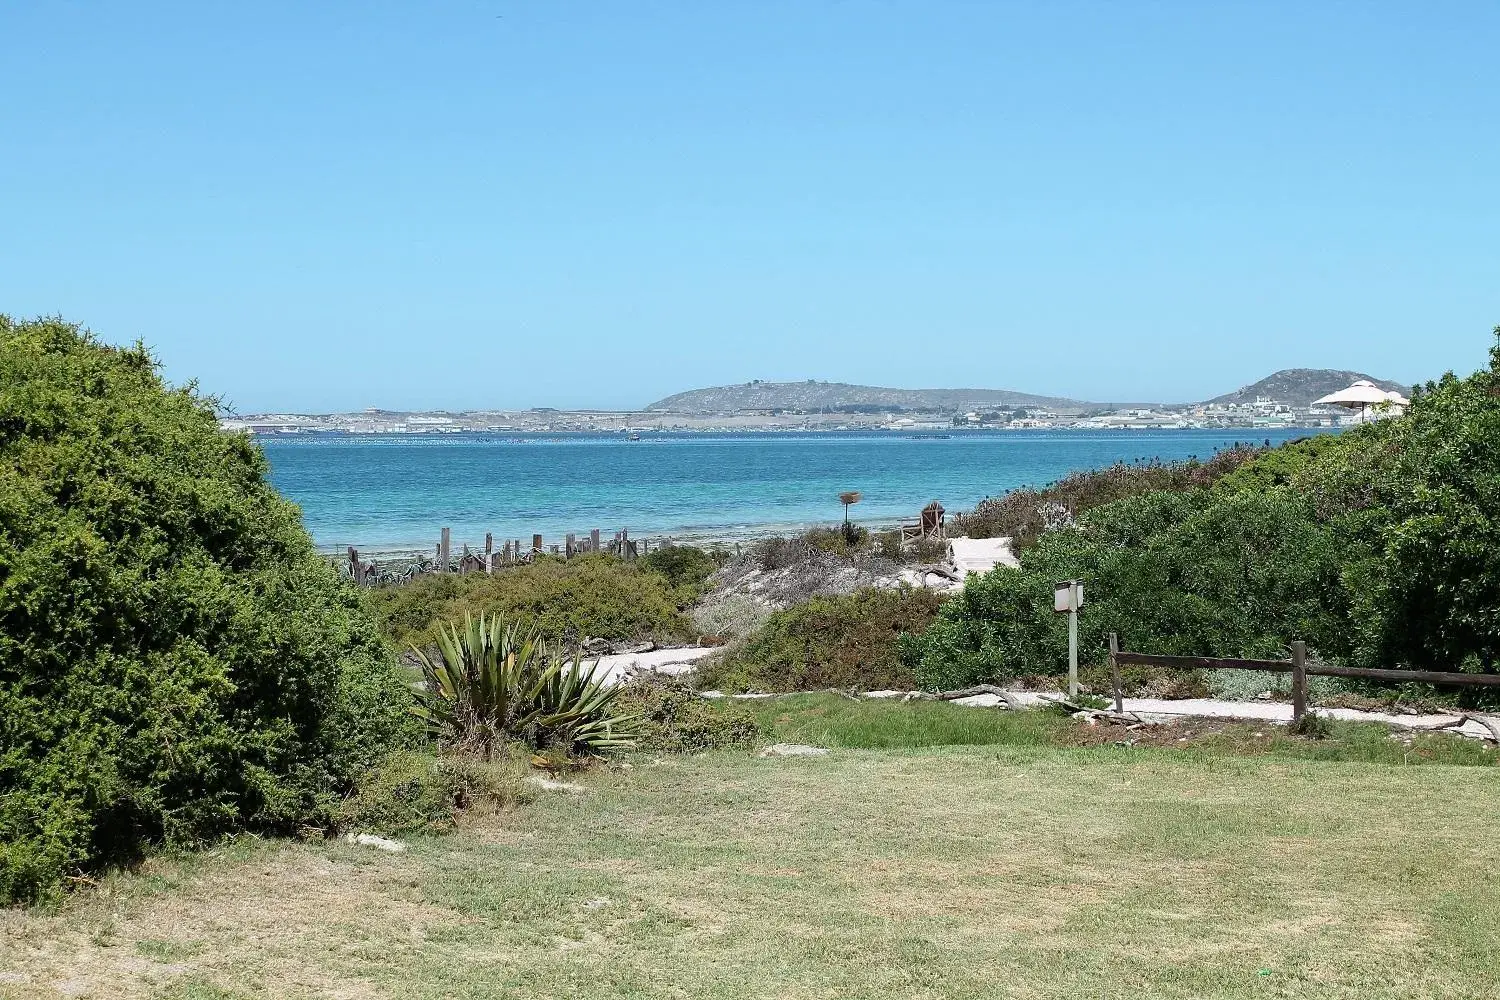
[260,429,1331,552]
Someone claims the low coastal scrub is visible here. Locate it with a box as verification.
[333,751,524,834]
[906,326,1500,702]
[613,674,762,752]
[948,445,1265,550]
[365,553,696,650]
[0,317,417,904]
[698,587,946,692]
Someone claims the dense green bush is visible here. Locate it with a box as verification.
[700,587,947,692]
[639,544,723,590]
[365,554,696,650]
[0,317,417,903]
[612,675,762,752]
[905,326,1500,701]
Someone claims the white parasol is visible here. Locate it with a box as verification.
[1313,380,1404,422]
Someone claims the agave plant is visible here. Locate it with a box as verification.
[410,613,635,759]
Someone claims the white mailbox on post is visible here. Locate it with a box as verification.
[1054,580,1083,614]
[1054,580,1083,696]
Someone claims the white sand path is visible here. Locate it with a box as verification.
[946,691,1500,741]
[950,536,1019,575]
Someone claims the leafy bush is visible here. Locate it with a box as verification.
[0,317,417,904]
[365,554,695,651]
[411,613,635,757]
[333,751,522,834]
[700,588,947,692]
[639,544,722,590]
[612,675,762,752]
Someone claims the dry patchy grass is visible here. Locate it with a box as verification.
[4,745,1500,999]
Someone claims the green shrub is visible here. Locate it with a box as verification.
[365,554,695,651]
[612,675,762,752]
[411,613,635,758]
[948,446,1266,549]
[700,588,947,692]
[640,544,722,590]
[334,751,522,834]
[0,317,417,904]
[1288,712,1334,740]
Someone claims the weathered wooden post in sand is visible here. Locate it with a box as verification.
[485,533,494,573]
[439,528,451,572]
[590,528,601,553]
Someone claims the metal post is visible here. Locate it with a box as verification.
[1068,603,1079,699]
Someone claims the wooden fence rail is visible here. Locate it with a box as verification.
[1107,632,1500,720]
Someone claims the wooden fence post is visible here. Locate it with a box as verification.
[532,533,543,554]
[566,533,576,558]
[513,539,521,563]
[590,528,601,553]
[1291,641,1307,722]
[439,527,451,572]
[1109,632,1123,714]
[485,533,494,574]
[347,546,360,585]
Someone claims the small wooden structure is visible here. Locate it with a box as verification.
[900,500,946,545]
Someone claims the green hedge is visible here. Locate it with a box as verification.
[0,317,417,903]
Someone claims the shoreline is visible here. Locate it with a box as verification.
[319,514,917,560]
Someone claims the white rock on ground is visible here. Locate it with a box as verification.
[527,776,587,794]
[345,832,406,853]
[580,645,720,686]
[757,743,830,758]
[949,536,1019,575]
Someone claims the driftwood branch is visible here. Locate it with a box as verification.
[1390,713,1500,743]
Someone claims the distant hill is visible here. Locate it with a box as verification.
[646,381,1086,413]
[1205,369,1409,407]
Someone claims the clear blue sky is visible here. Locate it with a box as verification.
[3,1,1496,412]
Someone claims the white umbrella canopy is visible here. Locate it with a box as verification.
[1314,380,1407,422]
[1312,380,1393,407]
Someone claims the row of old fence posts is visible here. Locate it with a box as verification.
[423,526,657,572]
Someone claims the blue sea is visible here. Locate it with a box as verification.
[261,429,1331,553]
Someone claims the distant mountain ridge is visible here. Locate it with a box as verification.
[646,381,1084,413]
[1206,369,1409,408]
[647,369,1409,414]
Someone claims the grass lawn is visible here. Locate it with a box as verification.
[3,706,1499,998]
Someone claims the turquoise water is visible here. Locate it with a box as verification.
[260,429,1330,553]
